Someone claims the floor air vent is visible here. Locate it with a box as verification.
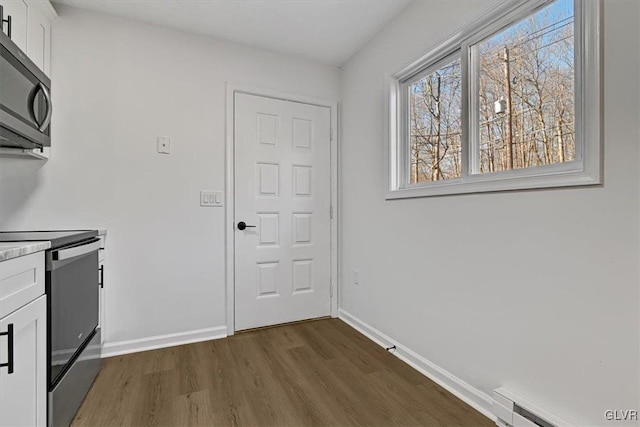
[493,387,574,427]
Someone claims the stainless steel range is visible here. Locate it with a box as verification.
[0,230,102,427]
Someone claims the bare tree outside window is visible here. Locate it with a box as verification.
[477,0,575,173]
[391,0,600,198]
[409,58,462,183]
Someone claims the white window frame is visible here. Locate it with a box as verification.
[386,0,602,199]
[401,51,463,188]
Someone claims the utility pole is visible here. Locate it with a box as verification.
[410,92,419,183]
[503,46,514,170]
[432,73,441,181]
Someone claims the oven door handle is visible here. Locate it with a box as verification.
[52,239,101,262]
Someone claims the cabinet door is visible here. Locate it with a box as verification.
[0,295,47,427]
[98,236,106,346]
[0,0,27,52]
[0,251,45,320]
[99,261,105,346]
[26,3,51,75]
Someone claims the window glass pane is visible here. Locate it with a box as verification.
[477,0,574,173]
[409,57,462,183]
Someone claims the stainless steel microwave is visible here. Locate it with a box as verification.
[0,29,52,151]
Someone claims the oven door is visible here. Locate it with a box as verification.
[47,238,101,387]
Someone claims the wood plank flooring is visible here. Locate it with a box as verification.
[72,319,492,427]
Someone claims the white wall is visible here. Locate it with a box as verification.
[0,5,339,345]
[339,1,639,426]
[1,1,637,424]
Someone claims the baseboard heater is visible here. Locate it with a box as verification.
[493,387,574,427]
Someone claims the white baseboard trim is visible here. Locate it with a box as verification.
[338,309,496,422]
[101,326,227,358]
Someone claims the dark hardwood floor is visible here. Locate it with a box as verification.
[72,319,492,426]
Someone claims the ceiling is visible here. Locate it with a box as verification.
[53,0,412,66]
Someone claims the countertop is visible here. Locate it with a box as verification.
[0,241,51,262]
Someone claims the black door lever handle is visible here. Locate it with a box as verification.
[237,221,256,230]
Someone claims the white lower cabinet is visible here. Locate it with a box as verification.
[0,295,47,427]
[98,235,106,346]
[98,261,105,346]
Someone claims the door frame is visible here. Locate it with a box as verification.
[225,83,339,336]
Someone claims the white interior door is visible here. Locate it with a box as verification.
[234,93,331,331]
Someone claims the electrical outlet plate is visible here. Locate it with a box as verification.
[157,136,171,154]
[200,191,223,207]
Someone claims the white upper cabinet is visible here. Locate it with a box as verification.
[26,2,53,75]
[0,0,28,52]
[0,0,56,76]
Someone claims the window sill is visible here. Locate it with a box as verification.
[385,169,601,199]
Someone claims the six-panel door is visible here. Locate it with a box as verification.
[234,93,332,331]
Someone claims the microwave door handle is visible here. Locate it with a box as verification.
[31,86,42,130]
[38,82,52,132]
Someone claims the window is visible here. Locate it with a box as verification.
[408,56,462,183]
[387,0,601,198]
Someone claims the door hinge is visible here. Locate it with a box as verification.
[330,205,333,219]
[330,128,333,142]
[329,280,333,297]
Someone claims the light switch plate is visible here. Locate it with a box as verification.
[200,191,223,207]
[157,136,171,154]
